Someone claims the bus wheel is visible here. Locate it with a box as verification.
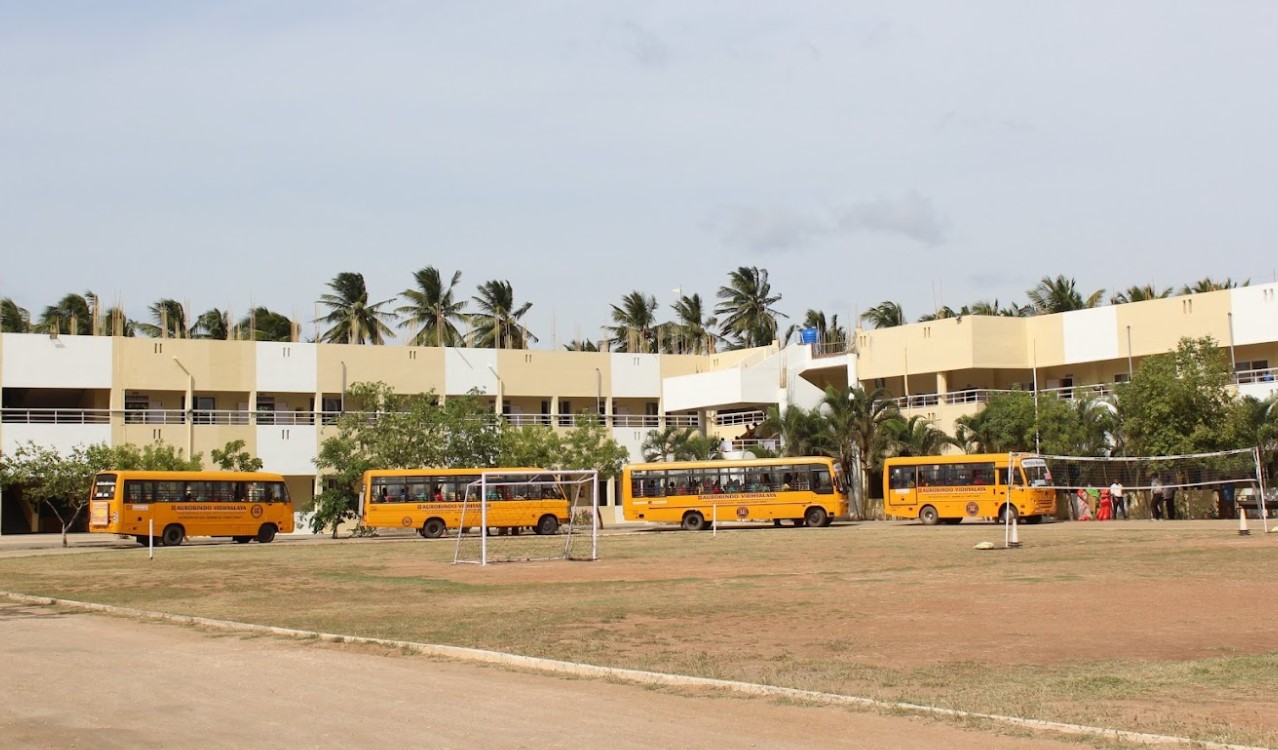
[535,515,559,535]
[161,524,185,546]
[423,518,446,539]
[919,506,940,526]
[804,507,828,528]
[681,511,707,531]
[233,536,252,544]
[772,519,783,528]
[256,524,277,543]
[821,516,835,527]
[999,505,1019,524]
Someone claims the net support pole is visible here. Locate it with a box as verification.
[1004,452,1013,548]
[592,471,599,562]
[712,503,718,536]
[1255,447,1270,534]
[480,475,489,567]
[148,519,154,560]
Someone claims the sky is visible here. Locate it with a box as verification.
[2,1,1277,347]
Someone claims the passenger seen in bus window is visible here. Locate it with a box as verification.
[782,473,793,491]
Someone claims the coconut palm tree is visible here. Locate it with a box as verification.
[606,291,658,353]
[396,266,466,347]
[715,266,786,349]
[641,425,692,462]
[758,404,824,456]
[192,309,232,340]
[100,305,135,336]
[563,339,600,352]
[1181,277,1248,294]
[235,307,295,342]
[1110,284,1172,305]
[917,306,957,322]
[1,297,31,332]
[1026,275,1104,315]
[670,293,719,354]
[819,385,900,519]
[37,291,98,335]
[885,414,952,457]
[316,272,396,345]
[470,280,536,349]
[136,299,191,339]
[860,301,905,329]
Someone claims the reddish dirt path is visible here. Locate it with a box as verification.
[0,602,1095,749]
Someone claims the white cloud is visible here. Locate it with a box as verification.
[713,191,948,254]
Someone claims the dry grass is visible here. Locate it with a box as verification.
[2,520,1277,747]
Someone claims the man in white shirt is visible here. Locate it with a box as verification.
[1110,480,1127,520]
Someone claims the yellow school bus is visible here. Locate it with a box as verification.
[360,468,570,538]
[621,456,848,530]
[89,470,294,546]
[882,452,1056,525]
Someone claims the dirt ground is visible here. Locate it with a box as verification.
[0,601,1094,750]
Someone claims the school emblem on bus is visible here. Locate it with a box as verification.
[250,504,264,519]
[402,516,413,527]
[736,506,749,519]
[965,501,979,516]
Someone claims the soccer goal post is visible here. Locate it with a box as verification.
[453,469,600,565]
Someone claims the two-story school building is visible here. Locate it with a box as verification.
[2,283,1275,533]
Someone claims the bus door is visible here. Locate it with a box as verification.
[886,465,917,509]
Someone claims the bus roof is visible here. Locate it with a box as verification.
[624,457,836,472]
[882,453,1043,467]
[96,470,287,481]
[362,467,544,478]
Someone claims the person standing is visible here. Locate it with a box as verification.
[1109,480,1127,520]
[1163,478,1177,520]
[1149,475,1163,520]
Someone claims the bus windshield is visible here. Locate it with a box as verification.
[1020,458,1051,487]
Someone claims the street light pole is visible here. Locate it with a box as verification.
[594,367,602,417]
[487,365,503,416]
[171,356,194,458]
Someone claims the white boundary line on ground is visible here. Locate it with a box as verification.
[1,590,1267,750]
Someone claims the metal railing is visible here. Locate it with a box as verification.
[715,410,766,426]
[0,408,113,424]
[1236,366,1278,385]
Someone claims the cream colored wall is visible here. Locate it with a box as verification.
[115,338,256,391]
[1115,291,1232,357]
[317,344,446,396]
[498,350,609,398]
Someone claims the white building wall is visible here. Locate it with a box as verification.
[663,361,783,411]
[1061,307,1120,365]
[2,424,112,456]
[1,333,113,388]
[609,353,661,398]
[255,342,317,393]
[445,349,498,396]
[255,426,320,475]
[1238,382,1278,402]
[1230,283,1278,346]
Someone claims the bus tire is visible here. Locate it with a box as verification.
[161,524,185,546]
[681,511,707,531]
[804,506,828,528]
[233,536,252,544]
[821,516,834,527]
[535,515,559,535]
[256,524,277,543]
[772,519,783,528]
[919,506,939,526]
[999,504,1018,524]
[423,518,446,539]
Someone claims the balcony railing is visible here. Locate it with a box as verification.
[1,408,113,424]
[715,410,766,426]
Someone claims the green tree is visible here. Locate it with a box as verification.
[1181,277,1247,294]
[317,272,396,345]
[884,414,952,457]
[641,425,693,462]
[470,280,537,349]
[670,293,719,354]
[819,385,899,519]
[758,404,824,456]
[1116,336,1235,456]
[786,309,847,351]
[606,291,659,353]
[2,297,31,332]
[1110,284,1172,305]
[1026,275,1104,315]
[136,298,191,338]
[397,266,467,347]
[238,307,294,342]
[860,301,905,329]
[37,291,98,335]
[192,308,231,340]
[715,266,785,349]
[210,439,264,472]
[1227,395,1278,483]
[563,339,600,351]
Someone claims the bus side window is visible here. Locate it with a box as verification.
[996,469,1010,486]
[813,469,832,494]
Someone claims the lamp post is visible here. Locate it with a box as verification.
[594,367,602,418]
[340,361,347,414]
[1125,325,1134,380]
[171,356,194,458]
[1227,312,1237,373]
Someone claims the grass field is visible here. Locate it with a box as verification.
[3,520,1277,747]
